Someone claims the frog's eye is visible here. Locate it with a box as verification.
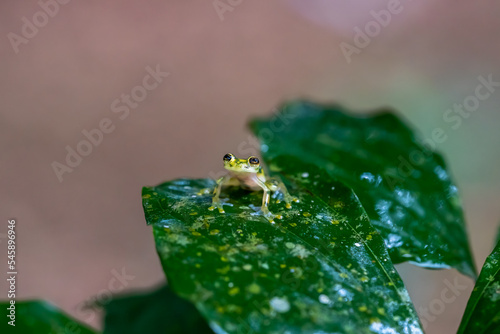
[248,156,260,166]
[223,153,235,163]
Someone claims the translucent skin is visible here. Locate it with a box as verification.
[210,153,297,223]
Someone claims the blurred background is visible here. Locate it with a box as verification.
[1,1,499,333]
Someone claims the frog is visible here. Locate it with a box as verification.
[209,153,297,223]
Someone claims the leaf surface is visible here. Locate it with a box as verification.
[0,300,96,334]
[102,285,213,334]
[250,101,476,277]
[458,240,500,333]
[143,160,423,333]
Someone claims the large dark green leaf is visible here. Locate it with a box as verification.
[458,240,500,333]
[0,300,96,334]
[250,101,476,278]
[143,159,423,333]
[101,285,213,334]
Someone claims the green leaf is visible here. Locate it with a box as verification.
[0,300,96,334]
[143,160,423,333]
[458,240,500,333]
[250,101,476,278]
[102,285,213,334]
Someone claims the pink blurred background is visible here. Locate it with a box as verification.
[1,1,500,333]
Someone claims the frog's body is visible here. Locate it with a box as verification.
[210,153,297,223]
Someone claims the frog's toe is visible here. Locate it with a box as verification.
[209,205,226,213]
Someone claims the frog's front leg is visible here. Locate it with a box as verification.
[209,175,238,213]
[255,179,282,224]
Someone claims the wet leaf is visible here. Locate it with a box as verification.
[0,300,96,334]
[102,285,213,334]
[250,101,476,278]
[458,240,500,334]
[143,160,423,333]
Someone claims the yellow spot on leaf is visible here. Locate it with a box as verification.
[247,283,261,294]
[216,266,230,274]
[331,220,339,225]
[210,229,220,235]
[359,306,368,312]
[280,264,287,269]
[303,212,311,217]
[228,287,240,296]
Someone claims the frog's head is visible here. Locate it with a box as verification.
[223,153,261,173]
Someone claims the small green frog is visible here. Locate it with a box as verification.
[210,153,297,223]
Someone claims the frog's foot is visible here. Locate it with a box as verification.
[273,192,299,209]
[261,209,283,224]
[209,198,232,213]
